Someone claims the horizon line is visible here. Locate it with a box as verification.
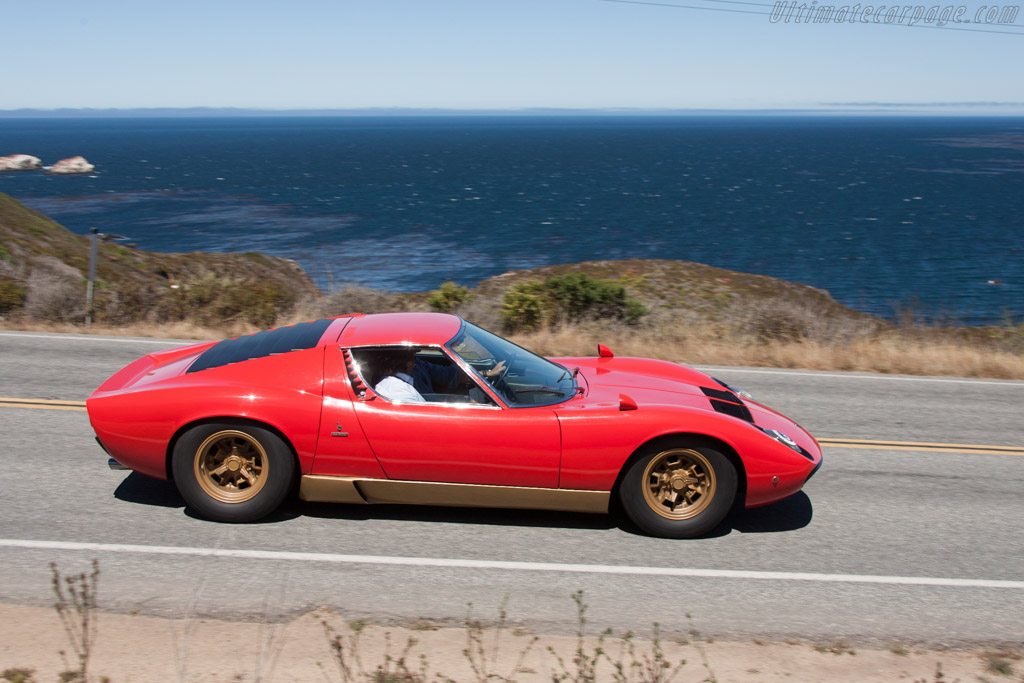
[3,105,1024,119]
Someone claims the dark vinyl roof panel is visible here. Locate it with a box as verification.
[186,318,334,374]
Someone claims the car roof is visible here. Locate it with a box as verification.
[337,312,463,347]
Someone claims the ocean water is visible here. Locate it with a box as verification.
[1,116,1021,325]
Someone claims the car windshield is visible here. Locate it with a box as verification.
[447,322,577,407]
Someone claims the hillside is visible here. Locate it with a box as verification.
[0,193,319,327]
[472,259,888,341]
[2,192,1021,378]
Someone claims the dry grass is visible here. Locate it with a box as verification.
[0,319,261,341]
[508,322,1024,380]
[5,315,1024,380]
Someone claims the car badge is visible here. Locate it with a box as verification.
[331,422,349,438]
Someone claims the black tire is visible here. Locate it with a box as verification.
[172,423,295,523]
[619,442,738,539]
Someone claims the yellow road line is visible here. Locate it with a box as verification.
[0,397,87,411]
[819,438,1024,456]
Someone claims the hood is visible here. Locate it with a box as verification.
[565,356,712,394]
[554,356,729,411]
[555,356,806,437]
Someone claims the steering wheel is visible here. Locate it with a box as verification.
[490,354,515,382]
[486,354,516,403]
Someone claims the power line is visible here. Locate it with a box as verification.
[598,0,1024,36]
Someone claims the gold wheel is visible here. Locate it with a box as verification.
[641,448,717,520]
[193,430,269,504]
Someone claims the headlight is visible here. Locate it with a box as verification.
[762,428,802,453]
[713,377,753,400]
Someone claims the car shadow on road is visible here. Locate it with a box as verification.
[113,472,812,535]
[606,492,813,539]
[113,472,185,508]
[730,491,814,534]
[113,472,306,524]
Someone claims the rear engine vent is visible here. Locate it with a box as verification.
[700,386,753,423]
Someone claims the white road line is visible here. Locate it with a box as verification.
[696,366,1024,387]
[0,332,192,345]
[3,539,1022,590]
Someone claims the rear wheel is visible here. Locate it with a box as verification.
[619,443,737,538]
[173,424,295,523]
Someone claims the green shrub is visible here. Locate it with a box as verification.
[623,298,648,325]
[501,282,546,331]
[0,277,27,313]
[545,273,631,324]
[501,273,648,332]
[427,281,471,312]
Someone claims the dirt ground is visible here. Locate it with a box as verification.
[1,603,1020,682]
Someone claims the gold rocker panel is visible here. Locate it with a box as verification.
[299,475,610,514]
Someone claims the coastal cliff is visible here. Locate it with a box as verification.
[0,193,320,326]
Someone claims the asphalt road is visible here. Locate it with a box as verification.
[1,330,1022,646]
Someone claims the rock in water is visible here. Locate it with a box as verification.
[0,154,43,171]
[46,156,96,175]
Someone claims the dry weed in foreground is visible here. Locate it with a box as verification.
[546,591,690,683]
[982,648,1019,676]
[315,591,694,683]
[463,597,539,682]
[912,662,959,682]
[8,567,1012,682]
[547,590,608,683]
[605,624,688,683]
[318,610,428,682]
[49,559,103,683]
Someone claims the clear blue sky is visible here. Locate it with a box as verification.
[3,0,1023,113]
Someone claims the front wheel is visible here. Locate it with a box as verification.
[619,443,737,538]
[172,423,295,523]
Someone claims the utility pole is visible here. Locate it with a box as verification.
[86,227,98,327]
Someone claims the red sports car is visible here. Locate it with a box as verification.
[88,312,821,538]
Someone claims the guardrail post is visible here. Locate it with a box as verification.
[86,227,98,327]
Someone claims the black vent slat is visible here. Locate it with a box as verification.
[187,319,333,374]
[708,399,753,422]
[701,386,737,402]
[700,386,754,423]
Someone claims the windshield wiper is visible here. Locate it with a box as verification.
[515,387,566,395]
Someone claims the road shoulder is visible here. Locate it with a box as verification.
[1,603,1015,682]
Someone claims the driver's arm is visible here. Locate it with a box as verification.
[484,360,506,379]
[430,360,463,390]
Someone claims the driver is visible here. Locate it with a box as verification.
[373,349,426,403]
[410,354,462,395]
[411,351,504,394]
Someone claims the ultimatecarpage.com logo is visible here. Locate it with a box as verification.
[769,2,1019,25]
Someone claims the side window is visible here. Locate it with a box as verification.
[348,346,495,406]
